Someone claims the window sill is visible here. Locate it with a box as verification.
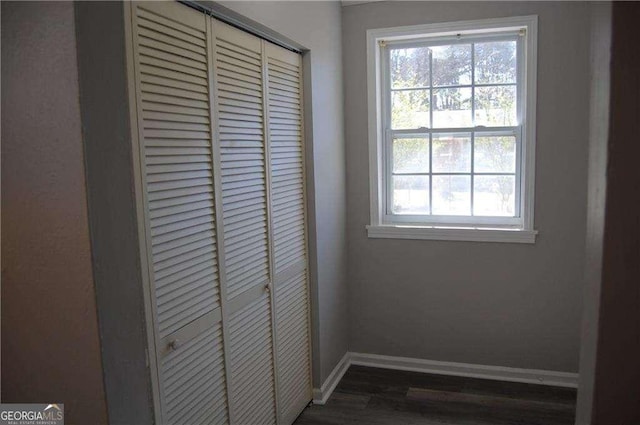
[366,225,537,244]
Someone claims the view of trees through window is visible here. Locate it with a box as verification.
[387,39,519,218]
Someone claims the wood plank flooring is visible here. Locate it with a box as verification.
[294,366,577,425]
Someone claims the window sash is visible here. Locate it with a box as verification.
[384,128,522,224]
[381,32,525,227]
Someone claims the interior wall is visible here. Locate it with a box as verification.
[575,2,611,423]
[343,1,591,372]
[0,2,108,423]
[218,1,349,385]
[589,2,640,422]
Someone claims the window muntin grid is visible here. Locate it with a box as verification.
[382,33,524,227]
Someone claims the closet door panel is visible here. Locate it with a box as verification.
[267,49,306,275]
[274,268,311,424]
[214,21,270,301]
[130,2,229,424]
[265,43,312,424]
[134,2,219,338]
[211,19,277,425]
[229,294,277,425]
[161,323,228,425]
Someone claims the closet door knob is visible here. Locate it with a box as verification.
[168,339,181,351]
[265,283,272,292]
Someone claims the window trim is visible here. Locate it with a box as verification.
[366,16,538,243]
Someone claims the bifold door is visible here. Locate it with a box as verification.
[212,20,277,425]
[127,1,311,424]
[128,3,230,424]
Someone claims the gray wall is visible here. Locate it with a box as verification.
[1,2,108,423]
[343,1,592,372]
[576,3,611,423]
[219,1,349,385]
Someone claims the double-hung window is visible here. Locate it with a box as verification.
[367,16,538,243]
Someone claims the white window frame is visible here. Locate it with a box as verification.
[366,16,538,243]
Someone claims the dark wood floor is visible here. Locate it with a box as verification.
[294,366,577,425]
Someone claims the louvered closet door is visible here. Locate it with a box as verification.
[129,2,229,424]
[265,43,312,425]
[211,20,278,425]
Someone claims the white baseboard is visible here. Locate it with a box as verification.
[313,351,578,404]
[312,352,350,405]
[350,352,579,388]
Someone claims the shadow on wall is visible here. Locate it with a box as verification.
[1,1,107,423]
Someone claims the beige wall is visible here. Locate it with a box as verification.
[1,2,108,423]
[343,1,591,372]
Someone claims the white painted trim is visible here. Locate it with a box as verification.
[365,15,539,42]
[522,16,538,232]
[124,3,163,422]
[350,352,578,388]
[342,0,384,6]
[367,225,537,243]
[366,16,538,238]
[312,351,577,405]
[312,352,351,405]
[367,25,384,227]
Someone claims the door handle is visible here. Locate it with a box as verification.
[168,339,181,351]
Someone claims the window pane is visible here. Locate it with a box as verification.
[393,175,430,214]
[432,175,471,215]
[432,44,472,86]
[474,175,516,216]
[475,136,516,173]
[432,87,472,128]
[390,47,430,89]
[474,85,517,126]
[474,41,517,84]
[393,137,429,173]
[432,134,471,172]
[391,89,430,129]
